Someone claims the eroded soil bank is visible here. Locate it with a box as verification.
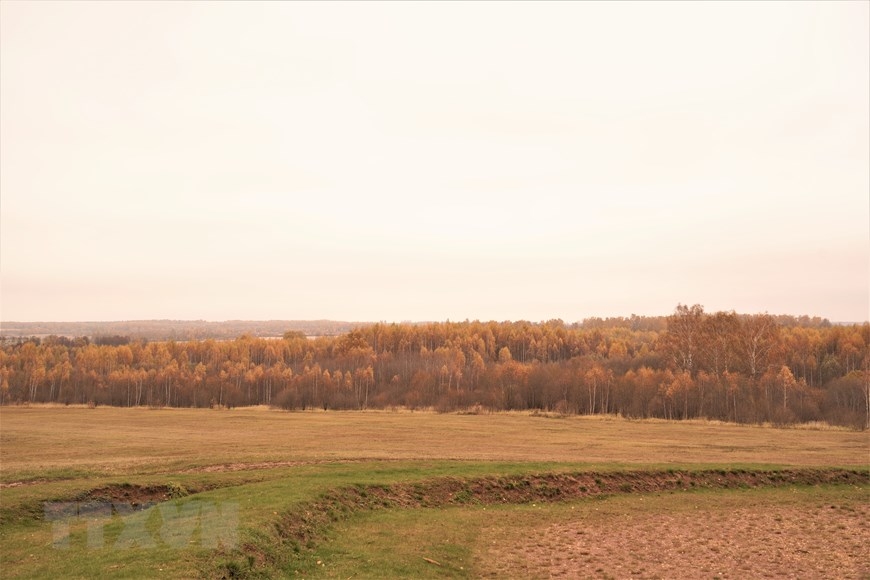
[277,468,866,542]
[228,468,866,577]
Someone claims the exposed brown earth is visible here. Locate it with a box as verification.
[21,467,867,578]
[252,468,868,577]
[480,498,870,579]
[38,484,187,523]
[74,483,184,508]
[293,468,867,517]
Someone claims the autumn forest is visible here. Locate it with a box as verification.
[1,306,867,428]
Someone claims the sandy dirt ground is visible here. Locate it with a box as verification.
[480,499,870,579]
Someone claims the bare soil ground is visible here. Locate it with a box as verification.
[480,496,870,579]
[76,483,177,506]
[264,469,867,571]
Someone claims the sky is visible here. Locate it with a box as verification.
[1,1,868,323]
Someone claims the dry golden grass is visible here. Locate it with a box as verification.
[1,406,866,482]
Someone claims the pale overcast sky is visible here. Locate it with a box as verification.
[1,1,868,323]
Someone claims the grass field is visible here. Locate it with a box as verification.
[1,406,867,578]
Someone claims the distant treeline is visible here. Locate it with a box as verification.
[0,320,358,341]
[0,314,836,341]
[1,307,866,428]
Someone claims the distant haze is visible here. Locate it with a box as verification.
[1,1,868,323]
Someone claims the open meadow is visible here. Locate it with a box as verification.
[1,406,867,578]
[4,1,869,577]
